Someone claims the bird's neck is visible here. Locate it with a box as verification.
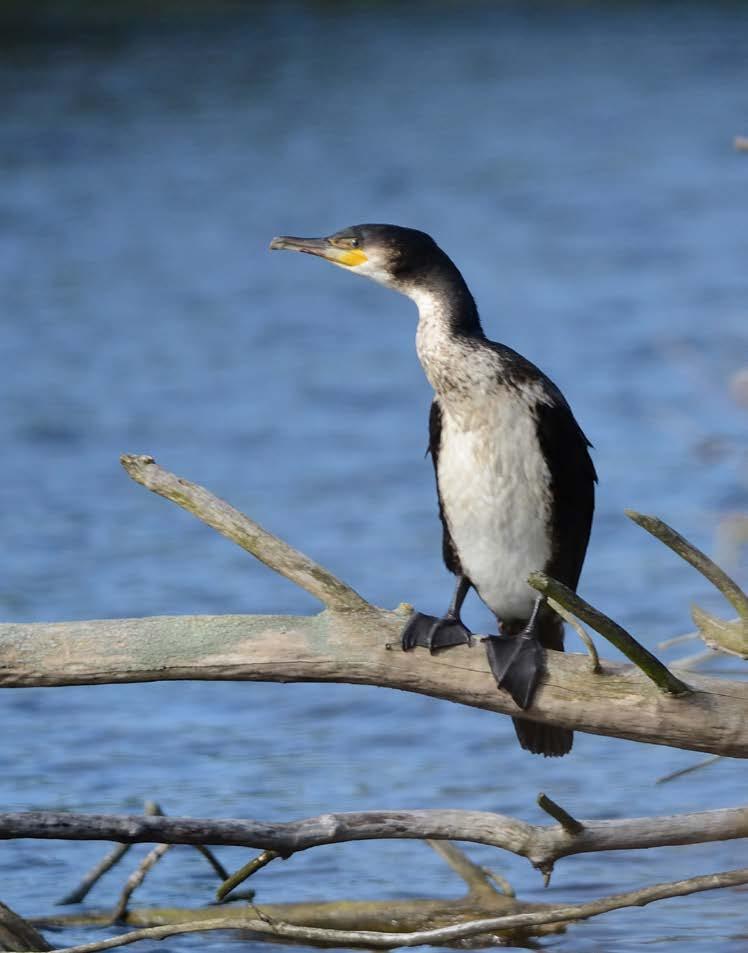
[409,270,485,396]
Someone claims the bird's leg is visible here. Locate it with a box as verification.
[483,597,546,709]
[401,576,473,653]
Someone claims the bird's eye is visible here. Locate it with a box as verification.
[350,238,359,248]
[334,237,359,249]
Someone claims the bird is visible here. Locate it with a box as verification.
[270,224,596,757]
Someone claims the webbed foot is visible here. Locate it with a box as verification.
[483,631,545,710]
[401,611,473,653]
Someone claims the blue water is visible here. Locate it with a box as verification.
[1,4,747,951]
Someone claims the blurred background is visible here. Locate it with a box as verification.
[0,2,746,951]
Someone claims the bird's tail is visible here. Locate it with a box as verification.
[499,610,573,758]
[512,715,573,757]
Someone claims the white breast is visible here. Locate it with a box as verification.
[409,283,553,622]
[437,397,552,622]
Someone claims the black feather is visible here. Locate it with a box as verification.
[533,387,596,593]
[428,399,463,576]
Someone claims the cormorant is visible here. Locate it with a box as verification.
[270,225,596,757]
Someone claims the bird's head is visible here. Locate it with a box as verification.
[270,224,447,297]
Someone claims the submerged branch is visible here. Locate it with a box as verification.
[58,845,132,907]
[425,840,508,899]
[27,866,748,952]
[58,800,162,906]
[111,845,170,924]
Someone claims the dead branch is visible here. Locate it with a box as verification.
[216,850,281,901]
[59,802,165,906]
[626,509,748,625]
[528,572,691,694]
[110,845,170,924]
[5,607,745,754]
[656,754,723,785]
[425,840,507,900]
[1,457,746,756]
[547,596,600,672]
[536,793,583,835]
[35,839,556,944]
[120,454,368,612]
[2,805,746,876]
[22,865,748,952]
[58,844,132,907]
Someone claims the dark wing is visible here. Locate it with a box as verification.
[534,391,596,592]
[428,399,462,576]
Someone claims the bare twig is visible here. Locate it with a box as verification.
[2,806,747,875]
[659,631,699,650]
[216,850,282,901]
[23,866,748,952]
[548,597,600,673]
[58,844,132,907]
[147,802,230,882]
[626,510,748,624]
[111,844,170,923]
[58,803,162,906]
[120,454,368,612]
[671,649,717,671]
[528,572,691,696]
[656,754,723,785]
[193,844,230,882]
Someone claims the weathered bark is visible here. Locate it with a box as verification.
[2,607,747,756]
[2,805,746,875]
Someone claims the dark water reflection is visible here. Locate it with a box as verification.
[0,4,746,951]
